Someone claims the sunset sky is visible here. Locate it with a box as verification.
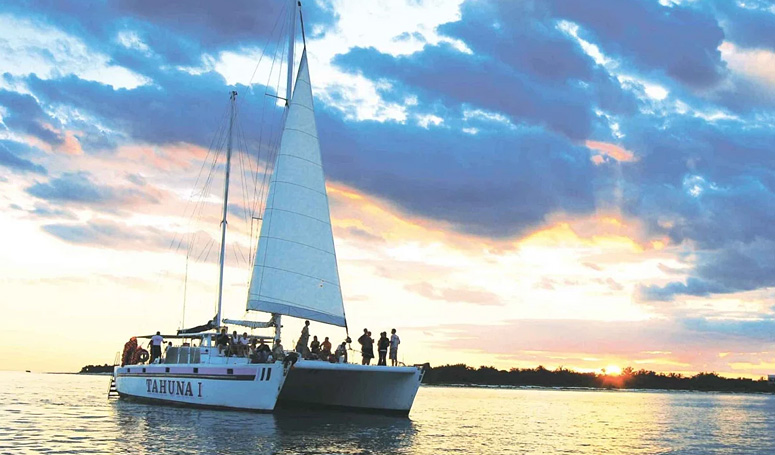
[1,0,775,378]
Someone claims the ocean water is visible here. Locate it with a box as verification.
[1,372,774,454]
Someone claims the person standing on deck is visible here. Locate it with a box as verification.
[358,328,368,364]
[149,331,163,364]
[362,331,374,365]
[295,320,310,356]
[389,328,401,366]
[377,332,389,366]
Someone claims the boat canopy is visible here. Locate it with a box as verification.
[246,50,347,328]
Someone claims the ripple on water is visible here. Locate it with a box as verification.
[1,373,775,454]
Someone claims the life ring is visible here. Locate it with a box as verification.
[137,349,149,363]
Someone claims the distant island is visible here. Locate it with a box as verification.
[422,364,775,394]
[79,364,114,374]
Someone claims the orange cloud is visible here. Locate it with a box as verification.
[586,140,636,163]
[117,142,210,170]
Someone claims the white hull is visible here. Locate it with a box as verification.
[278,360,424,415]
[114,360,424,414]
[114,362,288,411]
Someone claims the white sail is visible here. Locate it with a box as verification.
[246,50,346,327]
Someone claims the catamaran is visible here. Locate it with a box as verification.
[111,0,424,414]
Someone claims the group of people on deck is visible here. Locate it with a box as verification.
[214,328,284,363]
[295,320,349,363]
[357,328,400,366]
[138,321,402,366]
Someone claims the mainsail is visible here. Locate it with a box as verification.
[246,50,346,327]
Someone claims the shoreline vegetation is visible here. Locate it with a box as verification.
[422,364,775,393]
[79,364,114,374]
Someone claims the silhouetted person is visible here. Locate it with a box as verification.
[310,336,320,357]
[358,328,368,364]
[149,331,163,363]
[389,328,401,366]
[272,339,285,361]
[377,331,389,366]
[229,330,240,357]
[320,336,332,360]
[216,328,229,355]
[296,320,310,356]
[335,341,348,363]
[361,331,374,365]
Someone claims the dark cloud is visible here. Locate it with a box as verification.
[26,171,160,207]
[711,0,775,51]
[318,106,597,237]
[0,90,64,146]
[335,44,595,140]
[25,66,285,153]
[548,0,726,89]
[641,239,775,301]
[0,140,47,174]
[620,112,775,300]
[6,0,337,67]
[42,219,173,251]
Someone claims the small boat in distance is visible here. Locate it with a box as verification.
[112,0,424,414]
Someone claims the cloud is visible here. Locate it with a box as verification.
[548,0,726,89]
[0,140,47,174]
[26,171,161,208]
[405,281,503,306]
[426,317,775,374]
[42,219,174,251]
[0,90,64,146]
[0,13,149,89]
[318,106,598,237]
[641,239,775,301]
[712,0,775,52]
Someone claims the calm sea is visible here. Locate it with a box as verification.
[1,371,773,454]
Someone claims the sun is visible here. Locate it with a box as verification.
[604,365,622,376]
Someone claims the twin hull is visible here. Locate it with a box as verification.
[115,363,287,411]
[114,360,423,414]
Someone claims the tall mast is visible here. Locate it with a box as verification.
[286,0,297,102]
[215,90,238,328]
[272,0,298,344]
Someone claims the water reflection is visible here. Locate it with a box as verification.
[110,400,416,454]
[2,373,774,455]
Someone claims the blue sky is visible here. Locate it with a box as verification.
[1,0,775,376]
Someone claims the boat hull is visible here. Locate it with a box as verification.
[278,361,424,415]
[114,363,288,411]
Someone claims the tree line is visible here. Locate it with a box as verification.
[422,364,775,393]
[79,364,114,374]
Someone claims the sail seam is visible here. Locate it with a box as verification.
[289,101,314,113]
[250,264,340,287]
[263,207,331,226]
[276,152,322,168]
[258,236,334,255]
[283,127,318,140]
[249,295,338,312]
[271,179,327,196]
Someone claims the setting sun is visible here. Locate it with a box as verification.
[604,365,623,376]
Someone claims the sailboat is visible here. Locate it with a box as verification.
[112,0,424,414]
